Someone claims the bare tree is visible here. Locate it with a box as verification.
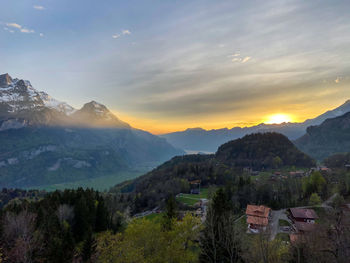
[2,210,42,263]
[57,204,75,225]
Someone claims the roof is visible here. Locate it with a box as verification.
[189,180,201,184]
[290,208,318,219]
[246,205,271,218]
[294,222,316,232]
[247,215,269,226]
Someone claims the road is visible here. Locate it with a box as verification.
[268,193,338,240]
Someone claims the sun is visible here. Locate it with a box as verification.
[264,114,293,124]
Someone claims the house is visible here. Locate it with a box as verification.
[246,205,271,233]
[189,180,201,194]
[289,208,318,223]
[289,171,305,177]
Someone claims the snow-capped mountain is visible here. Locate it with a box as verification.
[0,73,75,115]
[0,73,129,129]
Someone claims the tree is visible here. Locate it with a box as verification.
[199,188,243,263]
[82,231,96,262]
[309,193,321,206]
[2,210,42,263]
[162,195,178,230]
[97,214,200,263]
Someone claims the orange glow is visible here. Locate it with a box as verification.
[263,114,294,124]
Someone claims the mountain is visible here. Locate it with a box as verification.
[216,132,315,169]
[295,111,350,160]
[0,73,183,188]
[71,101,130,128]
[161,101,350,152]
[113,132,315,212]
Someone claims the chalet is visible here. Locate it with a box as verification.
[320,167,331,173]
[274,171,281,176]
[345,164,350,171]
[246,205,271,233]
[289,208,318,223]
[189,180,201,194]
[289,171,305,177]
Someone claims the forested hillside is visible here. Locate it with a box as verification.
[113,133,315,212]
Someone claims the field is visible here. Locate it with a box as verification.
[176,188,209,206]
[29,170,145,191]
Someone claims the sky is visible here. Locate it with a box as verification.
[1,0,350,134]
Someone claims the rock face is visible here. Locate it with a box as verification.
[0,73,184,188]
[71,101,130,128]
[295,112,350,160]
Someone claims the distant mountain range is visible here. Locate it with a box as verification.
[161,100,350,152]
[296,111,350,160]
[0,73,183,188]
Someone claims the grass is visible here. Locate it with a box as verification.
[279,219,291,226]
[30,170,145,191]
[176,188,209,206]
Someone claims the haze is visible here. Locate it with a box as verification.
[1,0,350,134]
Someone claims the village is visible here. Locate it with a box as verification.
[134,164,349,245]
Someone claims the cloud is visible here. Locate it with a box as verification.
[241,56,251,63]
[228,53,240,58]
[6,23,22,29]
[3,27,14,33]
[5,22,35,34]
[33,5,45,10]
[39,33,44,37]
[112,30,131,39]
[20,28,35,33]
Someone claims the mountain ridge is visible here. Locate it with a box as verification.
[161,100,350,152]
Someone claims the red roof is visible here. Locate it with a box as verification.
[290,208,318,219]
[246,205,271,218]
[247,215,269,226]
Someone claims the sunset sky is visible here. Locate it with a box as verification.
[1,0,350,134]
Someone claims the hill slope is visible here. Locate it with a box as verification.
[216,133,315,169]
[295,112,350,160]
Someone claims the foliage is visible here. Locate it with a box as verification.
[302,171,326,197]
[97,214,201,263]
[309,193,322,206]
[0,188,116,263]
[200,188,244,263]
